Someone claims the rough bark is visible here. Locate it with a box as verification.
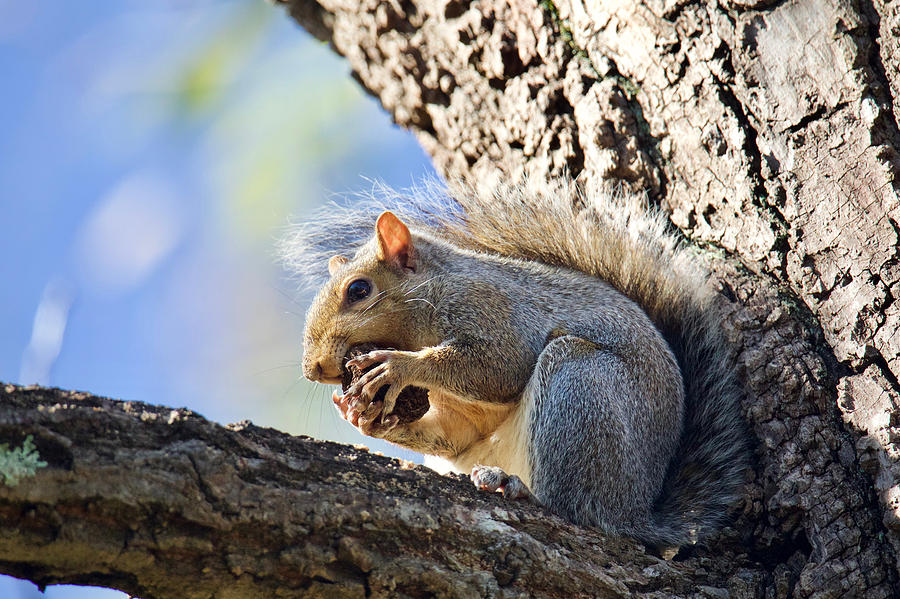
[2,0,898,596]
[270,0,899,595]
[0,383,746,598]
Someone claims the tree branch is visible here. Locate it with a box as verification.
[1,383,732,598]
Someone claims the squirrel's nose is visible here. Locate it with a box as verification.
[302,356,324,382]
[303,357,342,384]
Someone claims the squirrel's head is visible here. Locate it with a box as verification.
[302,211,424,383]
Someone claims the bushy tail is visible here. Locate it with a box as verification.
[281,178,749,545]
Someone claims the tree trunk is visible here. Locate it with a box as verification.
[276,0,900,593]
[3,0,899,596]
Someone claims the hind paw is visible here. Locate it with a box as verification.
[471,465,534,501]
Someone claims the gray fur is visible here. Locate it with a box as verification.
[285,178,748,546]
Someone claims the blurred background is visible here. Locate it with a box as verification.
[0,1,435,596]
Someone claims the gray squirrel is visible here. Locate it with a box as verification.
[284,178,748,546]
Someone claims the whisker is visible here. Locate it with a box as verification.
[269,283,307,309]
[280,375,305,399]
[405,297,436,311]
[249,363,303,377]
[361,290,389,314]
[402,275,439,296]
[355,305,420,329]
[300,383,328,436]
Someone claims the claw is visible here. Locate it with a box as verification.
[346,363,389,401]
[471,465,535,502]
[382,383,402,418]
[346,349,388,370]
[358,401,399,435]
[332,390,351,419]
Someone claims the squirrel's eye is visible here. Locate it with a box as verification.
[346,279,372,304]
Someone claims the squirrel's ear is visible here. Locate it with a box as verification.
[328,255,349,276]
[375,211,416,271]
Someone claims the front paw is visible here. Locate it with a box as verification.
[344,349,414,413]
[332,390,399,437]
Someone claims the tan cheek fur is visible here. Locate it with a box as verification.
[305,269,411,376]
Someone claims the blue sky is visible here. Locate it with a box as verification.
[0,1,434,596]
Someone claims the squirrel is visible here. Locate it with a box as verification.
[284,178,748,546]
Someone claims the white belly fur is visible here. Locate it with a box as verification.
[446,399,532,487]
